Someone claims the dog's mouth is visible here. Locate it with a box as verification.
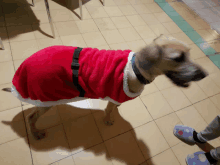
[165,71,190,88]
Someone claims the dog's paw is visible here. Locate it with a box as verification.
[32,130,46,140]
[103,117,115,126]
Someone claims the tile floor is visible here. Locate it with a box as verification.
[0,0,220,165]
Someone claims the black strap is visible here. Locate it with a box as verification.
[71,47,85,97]
[131,54,150,85]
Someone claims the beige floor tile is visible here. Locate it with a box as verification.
[196,76,220,97]
[0,27,9,43]
[208,29,220,40]
[172,142,201,165]
[57,103,91,123]
[149,23,170,36]
[189,44,206,59]
[32,23,59,39]
[119,97,153,128]
[11,40,39,60]
[210,94,220,109]
[0,107,26,144]
[134,25,157,39]
[0,138,32,165]
[181,82,207,104]
[161,86,192,111]
[162,22,182,34]
[132,121,170,159]
[45,0,67,10]
[23,105,62,130]
[84,0,104,7]
[194,56,219,74]
[140,82,159,97]
[132,4,151,14]
[13,59,25,71]
[154,12,173,23]
[196,30,216,42]
[141,91,173,119]
[209,40,220,52]
[93,108,132,140]
[51,156,75,165]
[127,40,146,52]
[126,15,146,27]
[73,143,112,165]
[0,61,15,85]
[154,75,174,90]
[103,6,124,17]
[105,131,145,165]
[110,16,132,29]
[82,31,107,47]
[101,29,125,44]
[50,10,74,22]
[94,18,117,31]
[175,105,207,132]
[128,0,144,4]
[145,3,163,13]
[36,37,63,49]
[86,6,109,18]
[70,6,92,21]
[144,37,156,45]
[155,113,183,147]
[63,114,103,154]
[29,125,71,165]
[118,27,141,42]
[171,32,194,45]
[0,43,12,62]
[113,0,131,6]
[147,149,180,165]
[104,0,117,6]
[194,98,220,124]
[209,70,220,88]
[94,44,111,50]
[109,42,130,50]
[0,83,21,111]
[118,5,138,16]
[31,10,49,24]
[186,19,206,31]
[55,21,81,36]
[60,34,87,47]
[7,25,36,42]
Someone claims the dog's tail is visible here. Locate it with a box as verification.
[2,88,12,92]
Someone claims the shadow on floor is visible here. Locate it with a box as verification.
[0,0,93,41]
[2,104,153,165]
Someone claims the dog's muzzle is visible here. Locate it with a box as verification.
[165,69,208,88]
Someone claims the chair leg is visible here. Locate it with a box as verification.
[0,37,4,50]
[44,0,55,38]
[103,0,105,6]
[32,0,35,7]
[79,0,83,20]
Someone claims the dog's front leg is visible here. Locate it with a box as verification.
[103,101,118,126]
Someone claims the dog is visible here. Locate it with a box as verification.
[2,34,208,140]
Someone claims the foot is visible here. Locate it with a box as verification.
[32,130,46,140]
[103,116,114,126]
[186,151,218,165]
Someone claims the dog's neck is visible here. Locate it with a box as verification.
[127,54,157,93]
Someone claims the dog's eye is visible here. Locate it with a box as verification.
[173,52,185,62]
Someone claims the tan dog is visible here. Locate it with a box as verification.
[2,35,207,140]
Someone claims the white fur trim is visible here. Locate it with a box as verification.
[11,85,121,107]
[123,52,144,98]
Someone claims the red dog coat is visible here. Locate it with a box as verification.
[12,46,142,106]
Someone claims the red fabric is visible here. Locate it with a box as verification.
[12,46,135,104]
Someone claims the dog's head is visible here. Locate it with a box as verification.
[136,35,208,87]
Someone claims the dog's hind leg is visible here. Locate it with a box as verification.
[103,102,118,126]
[26,106,52,140]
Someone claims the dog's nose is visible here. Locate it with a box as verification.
[192,70,208,81]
